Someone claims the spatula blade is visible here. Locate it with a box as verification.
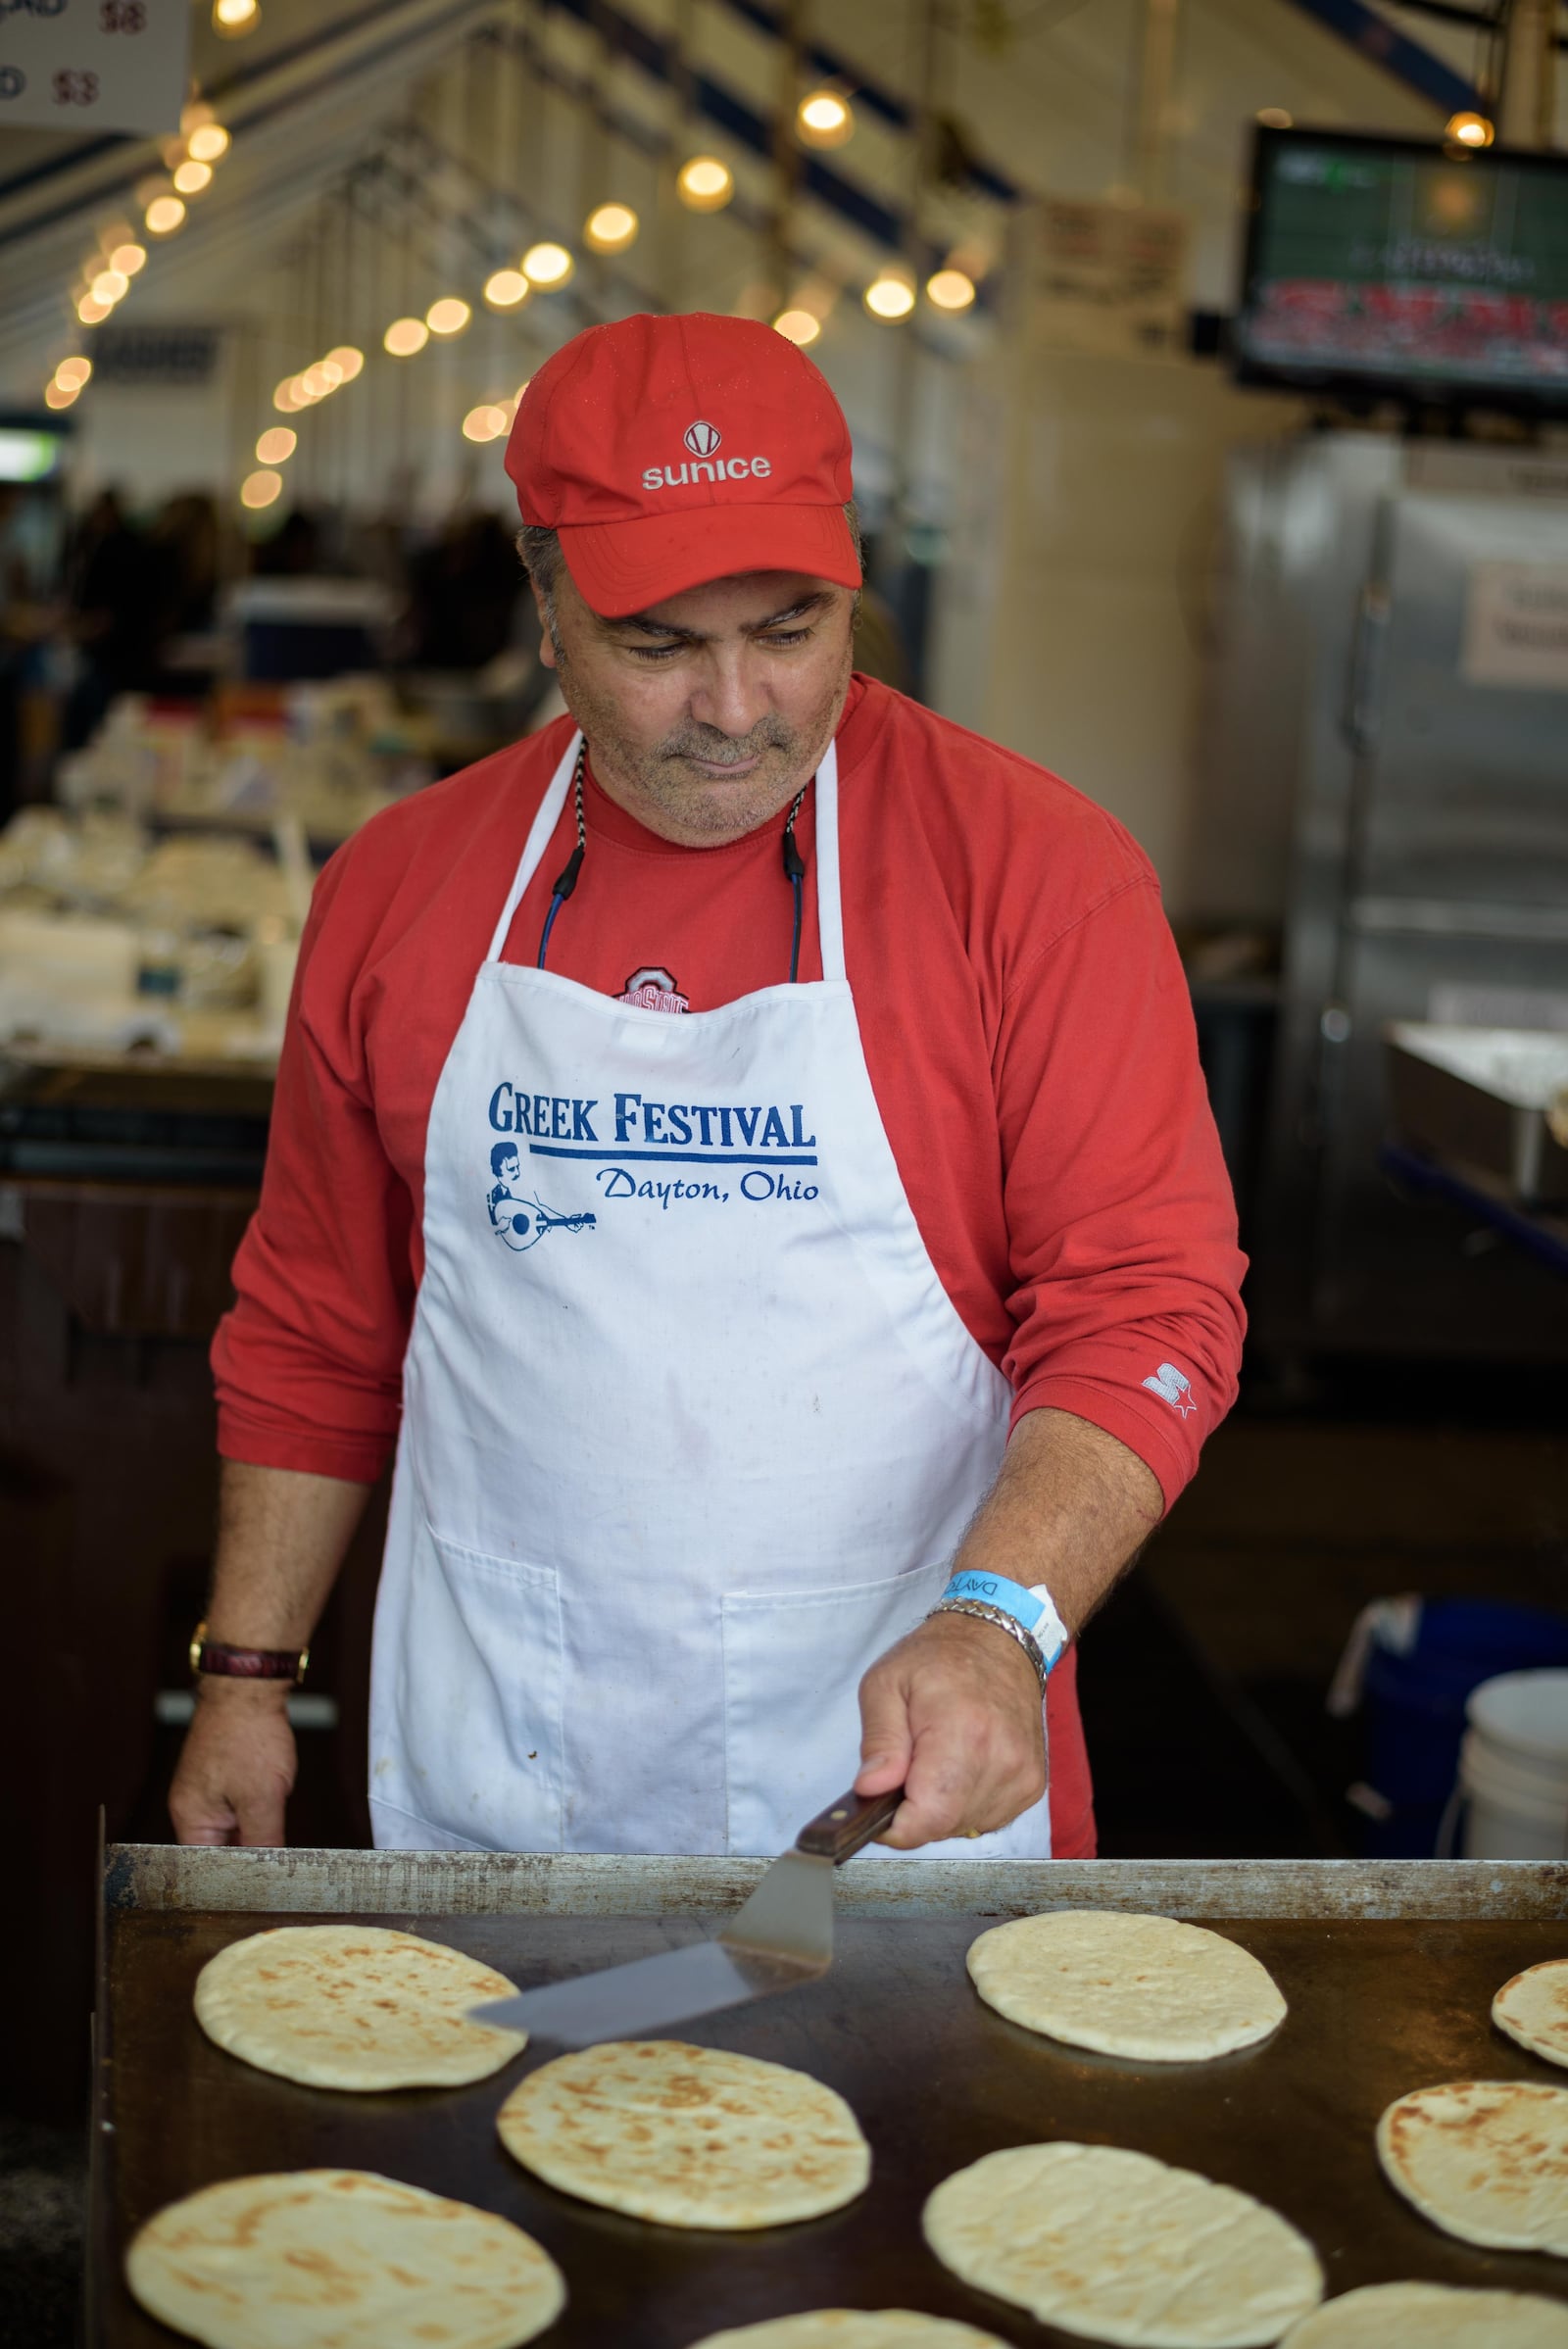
[468,1937,820,2048]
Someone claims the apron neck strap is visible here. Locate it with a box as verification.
[485,727,847,980]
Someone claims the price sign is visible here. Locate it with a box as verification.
[0,0,190,135]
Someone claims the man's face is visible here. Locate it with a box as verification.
[500,1151,520,1186]
[533,563,857,848]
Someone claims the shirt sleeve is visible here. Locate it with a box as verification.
[996,873,1247,1511]
[211,851,416,1483]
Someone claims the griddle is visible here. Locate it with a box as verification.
[91,1845,1568,2347]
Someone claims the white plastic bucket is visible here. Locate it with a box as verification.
[1459,1670,1568,1860]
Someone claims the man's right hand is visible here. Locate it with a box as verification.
[169,1681,297,1846]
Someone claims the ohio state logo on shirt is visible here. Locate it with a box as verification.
[616,965,690,1013]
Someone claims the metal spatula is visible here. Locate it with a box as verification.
[466,1783,902,2048]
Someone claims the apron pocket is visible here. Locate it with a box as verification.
[721,1559,1053,1862]
[377,1521,564,1853]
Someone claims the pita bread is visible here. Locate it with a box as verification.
[1377,2080,1568,2251]
[966,1911,1286,2061]
[922,2141,1323,2348]
[1281,2281,1568,2347]
[1494,1960,1568,2070]
[124,2169,564,2349]
[193,1925,525,2090]
[496,2039,869,2227]
[691,2320,1009,2348]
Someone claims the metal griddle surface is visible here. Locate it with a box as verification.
[98,1901,1568,2346]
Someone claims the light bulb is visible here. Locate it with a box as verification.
[45,380,78,411]
[90,269,129,304]
[1446,110,1494,147]
[925,267,975,312]
[796,90,853,149]
[1255,107,1293,129]
[864,271,915,320]
[300,366,334,400]
[256,427,296,465]
[145,196,186,236]
[773,308,821,346]
[273,375,305,413]
[110,242,147,276]
[676,155,733,213]
[383,317,429,357]
[316,358,344,389]
[514,379,531,404]
[187,123,230,163]
[241,468,282,509]
[584,203,638,255]
[180,101,215,134]
[484,269,529,309]
[426,297,471,336]
[521,242,573,289]
[55,356,93,391]
[462,404,510,443]
[173,159,214,197]
[76,296,111,324]
[326,345,365,380]
[213,0,260,33]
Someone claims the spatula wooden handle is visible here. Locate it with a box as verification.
[795,1784,905,1863]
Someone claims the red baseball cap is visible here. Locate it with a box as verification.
[505,312,860,617]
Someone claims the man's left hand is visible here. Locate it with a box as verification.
[854,1612,1045,1848]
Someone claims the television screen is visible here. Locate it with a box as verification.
[1234,127,1568,411]
[0,425,67,483]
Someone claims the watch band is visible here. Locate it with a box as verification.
[189,1620,310,1685]
[936,1571,1069,1675]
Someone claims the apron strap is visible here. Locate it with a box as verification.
[485,729,582,964]
[486,726,847,980]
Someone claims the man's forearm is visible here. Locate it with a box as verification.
[951,1404,1164,1633]
[204,1458,371,1648]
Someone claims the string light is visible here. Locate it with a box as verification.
[773,308,821,346]
[521,241,573,288]
[213,0,260,33]
[925,267,976,312]
[273,375,305,413]
[426,297,471,336]
[1446,110,1494,147]
[299,363,338,399]
[172,160,214,197]
[1255,107,1293,129]
[76,294,112,324]
[55,357,92,391]
[384,317,429,357]
[256,427,296,465]
[145,195,186,236]
[241,468,282,509]
[110,242,147,276]
[462,404,510,443]
[484,269,529,309]
[864,269,915,320]
[584,203,638,255]
[676,156,733,213]
[325,345,364,380]
[796,90,854,149]
[90,269,129,305]
[187,123,230,163]
[45,381,78,411]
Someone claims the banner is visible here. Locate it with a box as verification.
[0,0,190,136]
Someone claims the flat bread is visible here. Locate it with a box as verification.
[124,2169,564,2349]
[1377,2080,1568,2252]
[193,1925,525,2090]
[691,2319,1010,2348]
[922,2141,1324,2348]
[1282,2281,1568,2346]
[1494,1960,1568,2070]
[496,2039,869,2228]
[966,1910,1286,2061]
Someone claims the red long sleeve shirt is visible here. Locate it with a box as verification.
[214,676,1247,1858]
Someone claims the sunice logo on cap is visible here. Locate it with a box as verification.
[642,418,773,494]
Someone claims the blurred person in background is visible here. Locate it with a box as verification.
[59,487,165,750]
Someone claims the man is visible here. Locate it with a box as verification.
[172,313,1245,1860]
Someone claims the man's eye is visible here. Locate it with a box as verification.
[760,628,811,649]
[628,642,684,662]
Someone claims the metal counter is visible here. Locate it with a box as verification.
[93,1846,1568,2346]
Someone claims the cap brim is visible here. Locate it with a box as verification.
[556,502,861,618]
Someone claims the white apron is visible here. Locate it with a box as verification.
[368,728,1052,1859]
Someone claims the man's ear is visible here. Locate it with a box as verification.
[529,577,558,670]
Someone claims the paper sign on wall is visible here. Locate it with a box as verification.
[1461,562,1568,689]
[0,0,190,136]
[1021,198,1189,360]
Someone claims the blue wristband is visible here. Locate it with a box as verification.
[940,1572,1069,1674]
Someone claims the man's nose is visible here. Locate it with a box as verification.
[687,650,772,740]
